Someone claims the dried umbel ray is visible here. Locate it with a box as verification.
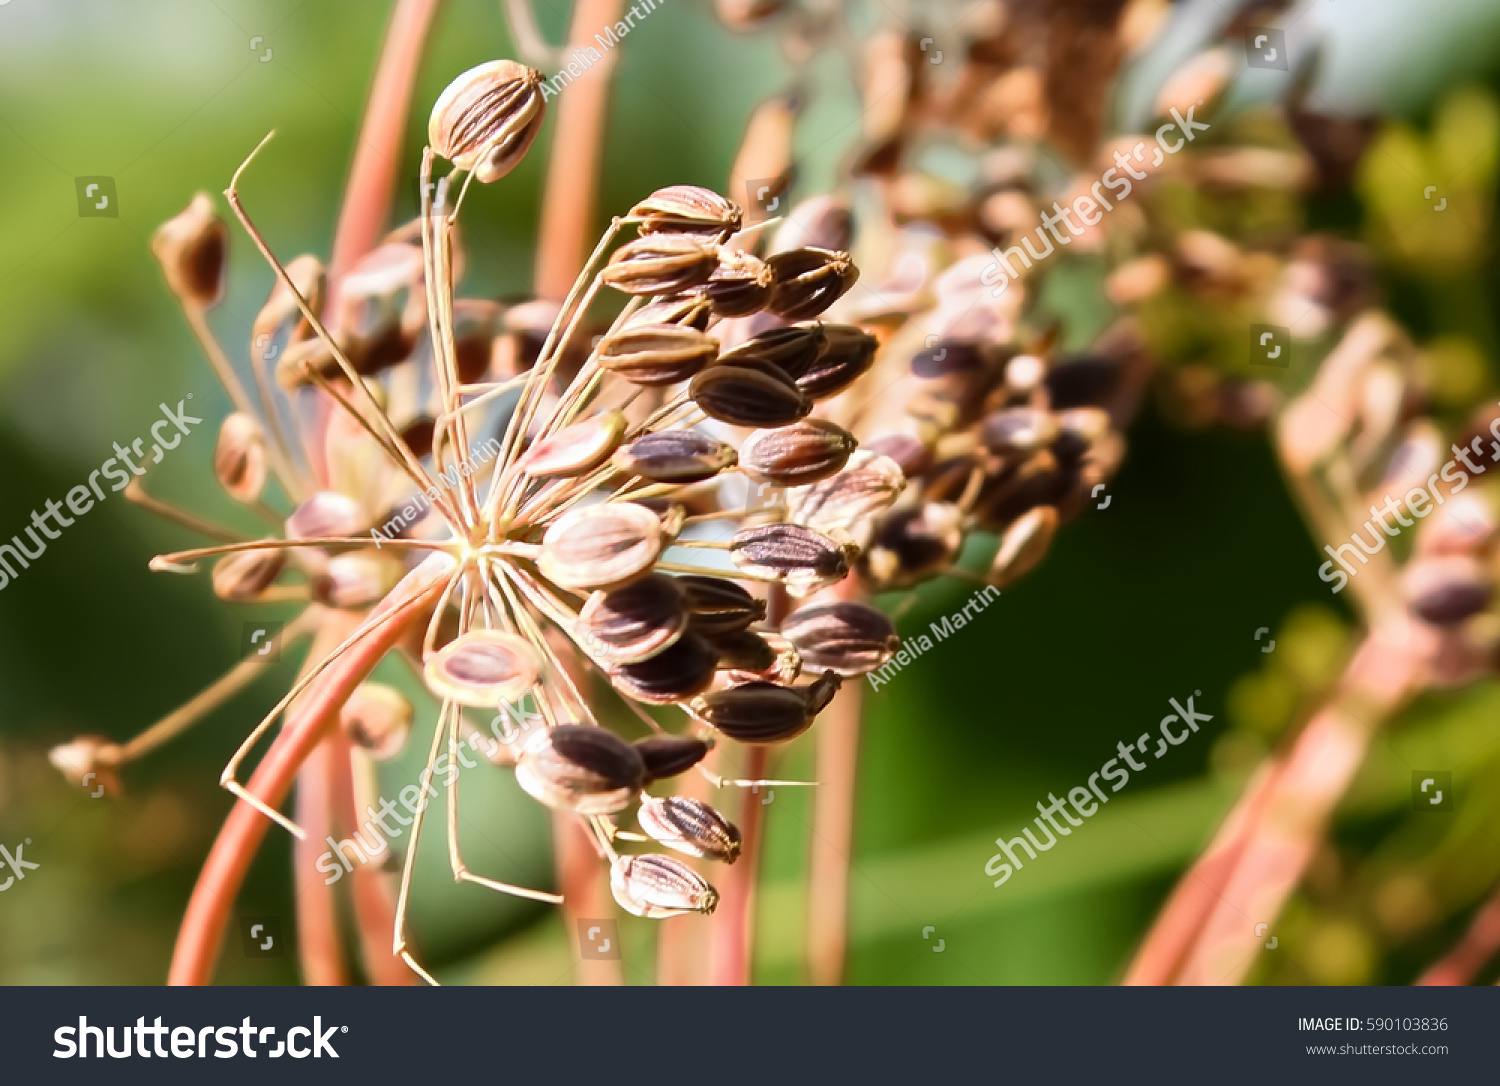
[52,57,906,985]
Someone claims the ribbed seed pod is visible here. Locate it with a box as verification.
[740,419,857,487]
[286,491,364,541]
[610,854,719,918]
[638,796,742,863]
[677,574,767,634]
[428,59,547,183]
[325,242,426,376]
[690,359,811,427]
[698,252,773,316]
[211,548,285,602]
[339,683,412,761]
[987,505,1058,587]
[631,185,743,239]
[788,451,906,540]
[793,324,877,399]
[518,411,627,478]
[214,413,268,503]
[981,407,1059,456]
[863,502,963,588]
[424,630,541,707]
[314,552,404,609]
[781,601,900,676]
[804,671,842,715]
[692,681,813,743]
[766,247,859,320]
[611,632,719,704]
[602,234,721,295]
[613,431,738,484]
[724,630,801,685]
[578,574,687,664]
[705,628,778,673]
[151,193,227,307]
[729,523,851,595]
[539,502,663,590]
[515,724,646,815]
[718,323,827,376]
[636,734,712,782]
[597,324,719,386]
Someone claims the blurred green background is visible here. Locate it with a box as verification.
[3,0,1500,985]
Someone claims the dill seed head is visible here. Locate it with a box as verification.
[151,192,227,308]
[610,854,720,918]
[515,725,647,815]
[428,59,547,182]
[638,796,742,863]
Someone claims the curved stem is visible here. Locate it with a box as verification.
[1417,878,1500,985]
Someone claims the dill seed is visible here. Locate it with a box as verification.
[739,418,857,487]
[610,854,719,918]
[597,323,720,386]
[635,735,713,782]
[423,630,541,707]
[781,601,900,676]
[578,574,688,664]
[539,502,664,591]
[689,360,812,428]
[612,430,738,484]
[637,796,742,863]
[515,724,646,815]
[428,59,547,183]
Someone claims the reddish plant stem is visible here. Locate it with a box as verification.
[533,0,626,301]
[709,745,769,986]
[168,571,448,985]
[1417,880,1500,985]
[553,814,624,985]
[293,659,356,986]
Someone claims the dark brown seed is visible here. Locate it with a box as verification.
[729,523,850,595]
[862,502,963,588]
[690,361,811,427]
[912,339,987,378]
[400,417,437,460]
[981,407,1059,456]
[151,193,226,307]
[792,324,877,399]
[804,671,842,715]
[636,735,712,782]
[452,298,504,384]
[781,602,899,676]
[518,412,627,478]
[539,502,663,590]
[611,632,720,704]
[638,796,742,863]
[578,574,687,664]
[718,324,827,377]
[631,185,743,238]
[515,724,646,815]
[597,324,719,386]
[1403,556,1493,627]
[613,431,738,484]
[739,419,856,487]
[706,628,778,673]
[975,451,1066,528]
[428,60,547,183]
[610,854,719,918]
[602,234,721,295]
[677,575,766,635]
[692,681,812,743]
[212,548,285,602]
[766,247,859,320]
[697,251,773,317]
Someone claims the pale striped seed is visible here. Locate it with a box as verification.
[787,450,905,539]
[637,796,742,863]
[698,251,773,317]
[718,323,827,376]
[631,184,743,239]
[578,574,688,664]
[518,411,627,478]
[601,234,721,295]
[781,601,899,676]
[739,419,857,487]
[423,630,541,707]
[515,724,646,815]
[597,324,719,386]
[539,502,663,591]
[610,854,719,918]
[729,523,851,595]
[627,293,714,332]
[428,59,547,183]
[612,430,738,484]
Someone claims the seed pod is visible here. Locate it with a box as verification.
[981,407,1059,456]
[638,796,742,863]
[424,630,541,706]
[766,247,859,320]
[340,683,412,761]
[286,491,364,541]
[214,413,268,503]
[314,552,404,609]
[690,360,811,428]
[677,575,766,635]
[787,451,906,541]
[428,59,547,183]
[151,193,227,307]
[598,324,719,386]
[781,601,899,676]
[1403,556,1493,627]
[613,431,738,484]
[515,724,646,815]
[252,253,325,363]
[636,735,712,782]
[729,523,851,595]
[578,574,687,664]
[602,234,721,295]
[519,411,627,478]
[706,628,778,673]
[719,324,827,376]
[793,324,877,399]
[48,736,122,796]
[975,451,1066,528]
[740,419,856,487]
[770,194,854,254]
[211,548,285,602]
[692,681,813,743]
[631,184,743,239]
[326,243,426,376]
[628,293,714,332]
[987,505,1057,587]
[611,632,719,704]
[1051,407,1111,462]
[912,339,987,379]
[863,502,963,588]
[610,854,719,918]
[539,502,663,590]
[724,630,800,685]
[698,252,773,316]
